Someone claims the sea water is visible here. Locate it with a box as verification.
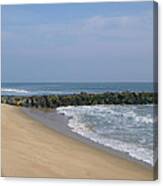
[57,104,157,166]
[1,82,154,96]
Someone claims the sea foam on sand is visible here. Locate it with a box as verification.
[57,105,157,167]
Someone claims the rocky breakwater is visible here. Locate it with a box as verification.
[1,92,157,108]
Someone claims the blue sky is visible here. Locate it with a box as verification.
[2,2,154,82]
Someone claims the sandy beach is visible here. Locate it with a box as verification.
[1,104,155,179]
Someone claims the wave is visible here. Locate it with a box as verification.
[57,105,156,166]
[1,88,66,95]
[1,88,78,96]
[1,88,30,94]
[68,122,154,166]
[120,110,153,124]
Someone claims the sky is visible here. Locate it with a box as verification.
[1,1,154,83]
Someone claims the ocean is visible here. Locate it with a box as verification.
[1,82,154,96]
[1,82,157,167]
[57,104,157,167]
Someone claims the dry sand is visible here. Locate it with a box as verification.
[1,104,155,179]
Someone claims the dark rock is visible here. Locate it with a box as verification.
[1,92,157,108]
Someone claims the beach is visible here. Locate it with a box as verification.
[1,104,155,179]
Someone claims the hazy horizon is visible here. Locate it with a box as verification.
[2,2,154,83]
[2,81,154,84]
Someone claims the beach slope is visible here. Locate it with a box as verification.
[1,104,154,179]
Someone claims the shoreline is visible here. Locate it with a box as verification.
[22,106,153,169]
[1,104,156,179]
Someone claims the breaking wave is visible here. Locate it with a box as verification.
[57,105,157,166]
[1,88,30,94]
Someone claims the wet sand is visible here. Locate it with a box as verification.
[1,104,155,179]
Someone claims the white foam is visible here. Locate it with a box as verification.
[122,111,153,124]
[2,88,30,94]
[1,88,65,95]
[57,105,156,166]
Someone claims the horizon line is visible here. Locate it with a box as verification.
[1,81,155,84]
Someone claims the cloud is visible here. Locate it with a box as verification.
[3,11,152,39]
[79,14,152,38]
